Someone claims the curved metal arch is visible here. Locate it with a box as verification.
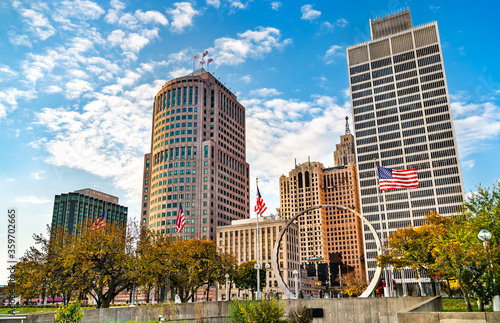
[271,204,382,299]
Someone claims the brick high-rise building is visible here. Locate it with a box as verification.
[51,188,128,235]
[279,159,365,280]
[279,160,326,264]
[322,164,364,279]
[141,68,250,240]
[347,9,464,281]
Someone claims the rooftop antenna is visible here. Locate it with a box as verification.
[345,116,351,135]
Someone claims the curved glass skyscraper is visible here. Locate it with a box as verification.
[141,68,250,240]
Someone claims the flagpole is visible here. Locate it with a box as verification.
[374,158,390,297]
[256,178,261,300]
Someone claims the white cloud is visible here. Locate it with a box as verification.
[206,0,221,8]
[0,88,37,120]
[271,2,282,11]
[4,178,15,182]
[429,5,440,13]
[30,171,46,180]
[336,18,348,27]
[167,2,200,33]
[229,1,248,9]
[249,88,282,97]
[452,101,500,158]
[107,29,160,55]
[301,4,321,21]
[15,196,52,204]
[324,45,344,64]
[243,95,350,195]
[65,79,94,99]
[240,74,252,83]
[461,160,475,170]
[135,10,169,26]
[213,27,291,66]
[0,65,18,82]
[8,32,32,47]
[59,0,105,20]
[17,7,56,40]
[169,67,191,79]
[35,78,166,201]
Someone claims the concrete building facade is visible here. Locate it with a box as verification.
[51,188,128,235]
[216,216,300,300]
[141,69,250,240]
[347,9,465,280]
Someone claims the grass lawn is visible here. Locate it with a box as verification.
[442,297,493,312]
[0,306,93,315]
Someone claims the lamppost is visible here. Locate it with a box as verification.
[225,273,230,301]
[478,229,499,311]
[265,264,271,297]
[293,270,299,298]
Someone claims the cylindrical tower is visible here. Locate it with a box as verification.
[141,69,250,240]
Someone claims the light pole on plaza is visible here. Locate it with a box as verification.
[478,229,500,311]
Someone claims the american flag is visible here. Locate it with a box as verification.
[202,50,208,57]
[91,210,106,230]
[208,57,213,64]
[193,53,199,60]
[176,203,186,233]
[254,186,267,216]
[377,166,418,192]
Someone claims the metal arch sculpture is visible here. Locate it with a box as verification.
[271,204,383,299]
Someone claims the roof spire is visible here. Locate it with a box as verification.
[345,116,351,135]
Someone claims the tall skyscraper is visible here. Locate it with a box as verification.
[51,188,128,235]
[333,116,356,167]
[347,9,464,281]
[141,68,250,240]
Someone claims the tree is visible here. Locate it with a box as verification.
[233,260,265,299]
[378,181,500,312]
[60,221,138,308]
[377,211,450,296]
[165,238,236,302]
[341,271,367,297]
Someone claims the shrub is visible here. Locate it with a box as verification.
[288,304,313,323]
[54,300,84,323]
[229,298,287,323]
[228,299,250,323]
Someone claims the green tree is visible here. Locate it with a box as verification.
[233,260,265,299]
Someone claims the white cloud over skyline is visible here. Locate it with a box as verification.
[301,4,321,21]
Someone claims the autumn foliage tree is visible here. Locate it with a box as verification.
[377,181,500,312]
[13,221,236,307]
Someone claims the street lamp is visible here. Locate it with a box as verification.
[292,270,299,298]
[225,273,230,301]
[265,264,271,297]
[478,229,499,311]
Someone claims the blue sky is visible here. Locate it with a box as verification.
[1,0,500,283]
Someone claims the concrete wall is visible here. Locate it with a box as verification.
[19,296,434,323]
[397,312,500,323]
